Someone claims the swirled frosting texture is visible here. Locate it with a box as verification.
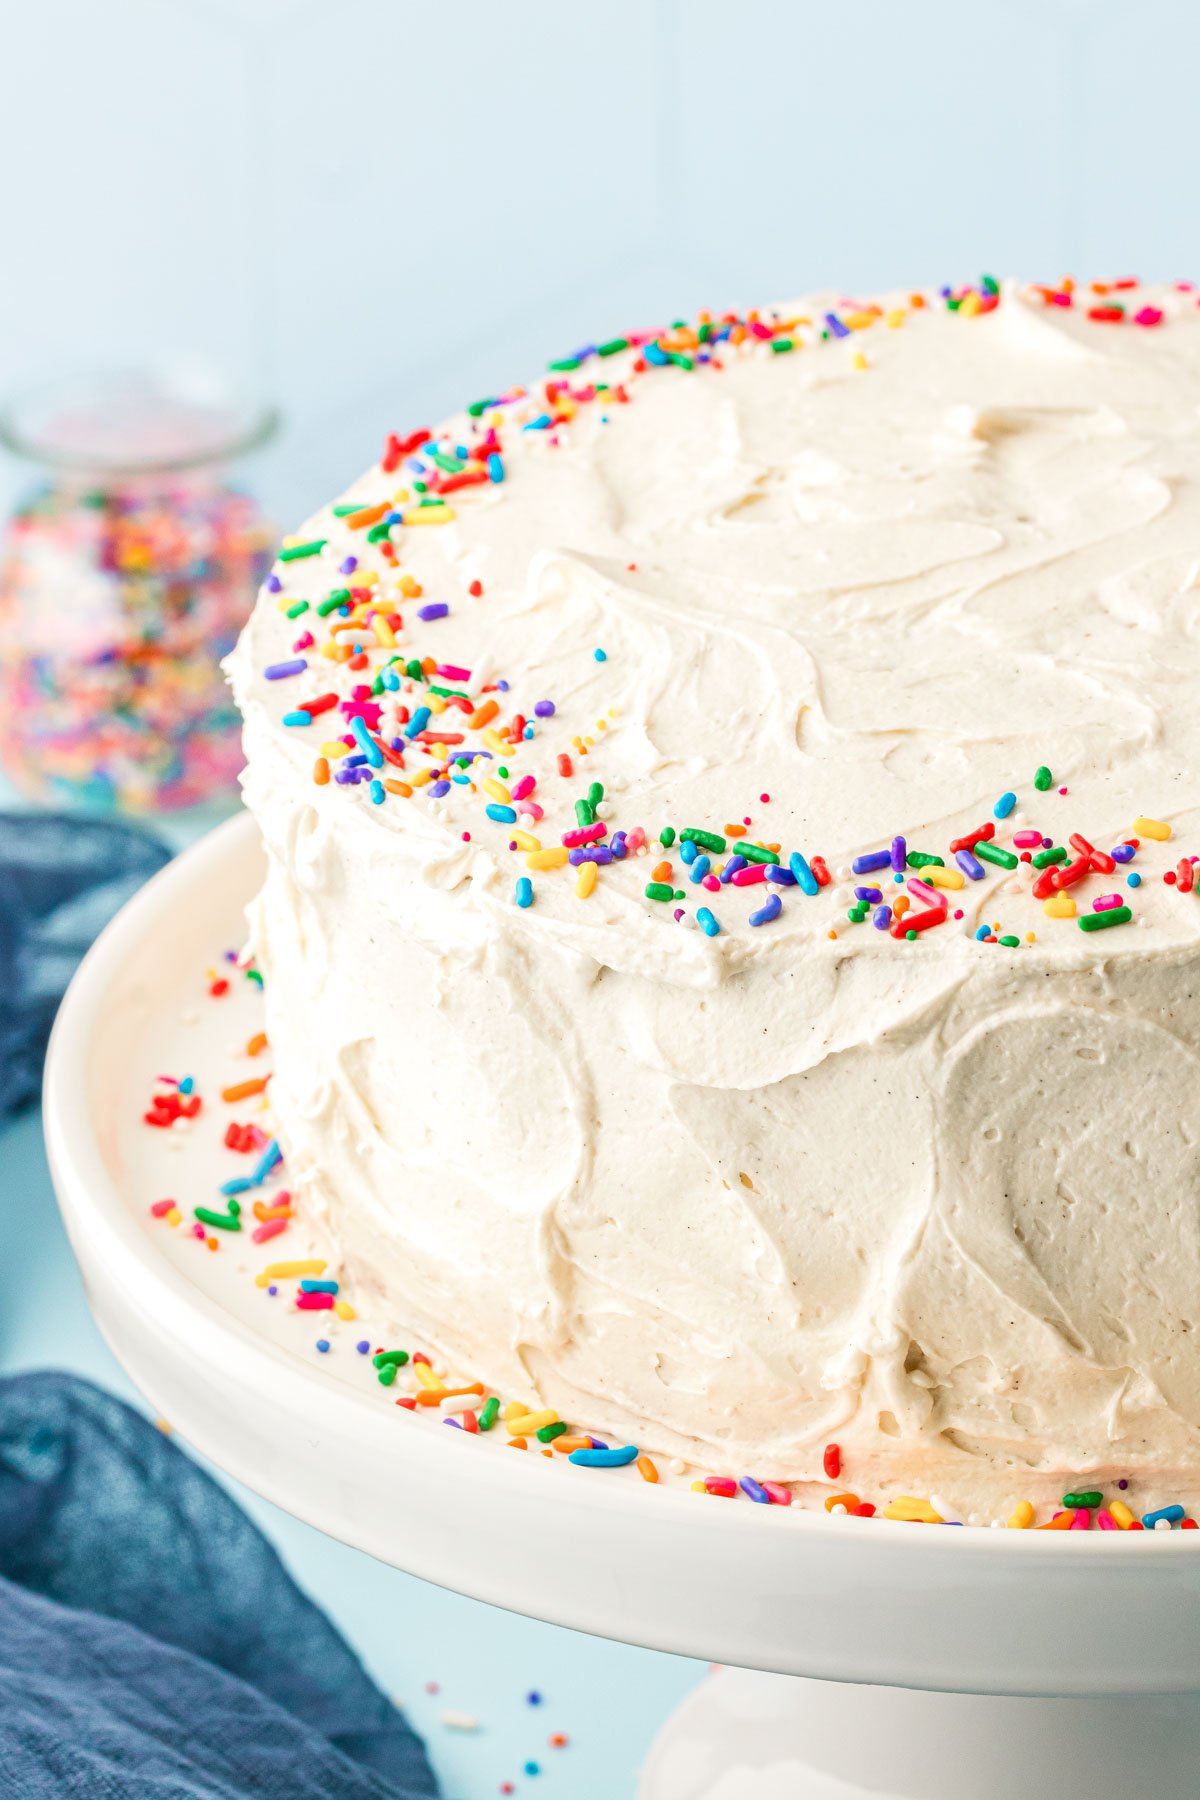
[231,282,1200,1509]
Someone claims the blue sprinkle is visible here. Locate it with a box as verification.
[179,1076,194,1095]
[739,1476,770,1504]
[696,907,720,937]
[523,724,534,739]
[994,791,1017,819]
[689,855,711,884]
[643,341,670,365]
[1143,1504,1185,1529]
[417,602,449,623]
[569,1444,639,1468]
[300,1279,338,1294]
[1112,843,1137,864]
[974,925,991,941]
[765,864,797,885]
[1127,871,1142,887]
[351,717,383,766]
[956,848,986,881]
[487,452,505,482]
[680,838,697,865]
[407,706,431,737]
[523,1762,540,1777]
[526,1691,542,1706]
[852,851,892,875]
[594,647,607,662]
[749,892,782,927]
[486,803,517,824]
[369,779,384,805]
[251,1139,283,1184]
[722,854,747,884]
[789,851,819,896]
[315,1339,330,1354]
[522,413,553,431]
[515,877,533,908]
[873,904,893,930]
[610,831,627,859]
[282,710,313,727]
[264,657,307,681]
[219,1176,253,1197]
[382,667,400,691]
[356,1340,370,1354]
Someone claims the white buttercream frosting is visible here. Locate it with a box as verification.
[229,279,1200,1512]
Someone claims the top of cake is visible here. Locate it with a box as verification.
[230,276,1200,972]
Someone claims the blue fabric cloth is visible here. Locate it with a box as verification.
[0,811,173,1121]
[0,1373,438,1798]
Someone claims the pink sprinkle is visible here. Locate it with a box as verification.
[1058,786,1068,795]
[1071,1508,1092,1530]
[511,775,537,801]
[1134,306,1164,327]
[626,826,647,854]
[296,1291,334,1311]
[730,864,767,886]
[150,1198,176,1218]
[1097,1509,1118,1530]
[702,874,721,891]
[1093,893,1123,911]
[436,663,472,680]
[761,1480,792,1506]
[252,1216,289,1244]
[760,793,770,803]
[293,631,315,651]
[1013,830,1042,848]
[562,822,606,848]
[192,1223,206,1240]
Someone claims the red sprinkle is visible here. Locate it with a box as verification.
[823,1443,841,1480]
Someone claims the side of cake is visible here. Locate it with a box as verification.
[229,278,1200,1516]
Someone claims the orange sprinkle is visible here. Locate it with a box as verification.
[252,1200,292,1223]
[221,1076,270,1103]
[651,859,673,883]
[345,501,389,530]
[636,1454,659,1484]
[725,823,747,838]
[383,778,412,797]
[415,1383,486,1406]
[825,1492,860,1513]
[314,756,330,786]
[245,1032,268,1058]
[1036,1509,1076,1531]
[551,1435,592,1454]
[468,699,499,731]
[507,1437,528,1450]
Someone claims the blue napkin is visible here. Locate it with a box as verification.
[0,1372,439,1798]
[0,811,173,1121]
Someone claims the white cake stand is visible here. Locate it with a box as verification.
[44,813,1200,1800]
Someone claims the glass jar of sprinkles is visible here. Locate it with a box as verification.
[0,369,276,812]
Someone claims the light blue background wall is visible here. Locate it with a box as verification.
[2,6,1195,1795]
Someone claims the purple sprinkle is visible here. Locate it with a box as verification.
[891,835,907,873]
[673,907,685,921]
[749,892,782,927]
[610,831,627,859]
[264,657,308,681]
[417,602,449,623]
[534,700,556,718]
[1119,1479,1129,1490]
[498,679,510,692]
[429,780,451,798]
[852,850,892,875]
[356,1340,370,1354]
[873,904,892,930]
[267,1284,278,1296]
[340,555,358,575]
[722,854,747,884]
[765,864,797,885]
[956,848,986,881]
[444,1417,462,1430]
[825,311,851,339]
[855,886,882,903]
[569,846,614,865]
[1112,844,1137,864]
[266,573,282,593]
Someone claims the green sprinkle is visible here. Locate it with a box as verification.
[905,852,945,869]
[548,355,582,372]
[285,600,309,619]
[981,274,1000,296]
[667,351,694,371]
[848,905,867,923]
[1063,1490,1103,1509]
[680,828,727,854]
[659,825,676,848]
[244,968,263,987]
[598,338,629,357]
[373,1349,409,1368]
[333,502,367,516]
[769,338,794,354]
[279,538,326,562]
[974,840,1018,870]
[376,1361,398,1387]
[1078,906,1132,932]
[537,1421,569,1443]
[428,685,469,700]
[478,1395,500,1432]
[586,781,604,807]
[317,589,351,616]
[467,398,497,418]
[645,882,675,902]
[998,934,1021,948]
[1034,765,1053,791]
[905,928,918,940]
[737,843,780,866]
[194,1206,241,1232]
[1032,845,1067,869]
[366,522,393,542]
[406,659,426,681]
[429,450,464,474]
[575,799,594,827]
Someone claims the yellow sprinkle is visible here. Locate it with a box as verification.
[403,505,455,525]
[392,488,411,505]
[255,1259,326,1287]
[373,616,396,647]
[526,847,569,871]
[576,861,598,898]
[506,1409,558,1436]
[398,573,421,595]
[690,1479,706,1493]
[483,778,512,804]
[166,1207,181,1228]
[843,310,876,331]
[1026,931,1037,943]
[1043,892,1076,919]
[503,1400,529,1424]
[427,693,447,714]
[922,864,965,891]
[882,1496,945,1524]
[1134,816,1171,841]
[482,729,509,755]
[1007,1499,1035,1529]
[413,1363,445,1393]
[1110,1499,1135,1529]
[333,1300,357,1321]
[509,828,541,852]
[885,308,907,329]
[959,291,983,317]
[851,351,869,371]
[408,767,434,788]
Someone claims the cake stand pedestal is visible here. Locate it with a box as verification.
[44,815,1200,1800]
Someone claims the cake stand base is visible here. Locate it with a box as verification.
[640,1668,1200,1799]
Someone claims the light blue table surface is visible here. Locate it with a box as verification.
[0,858,702,1800]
